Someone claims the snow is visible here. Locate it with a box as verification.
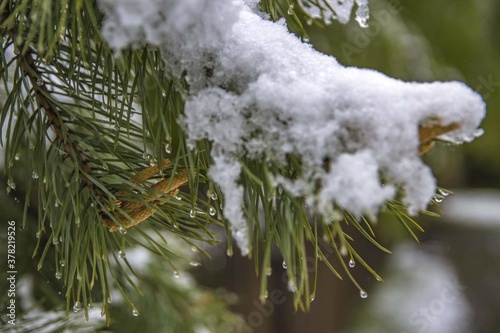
[100,0,486,255]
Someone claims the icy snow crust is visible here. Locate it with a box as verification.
[100,0,486,255]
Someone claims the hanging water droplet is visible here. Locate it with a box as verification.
[310,295,315,302]
[90,202,94,208]
[36,77,44,86]
[55,202,59,208]
[76,273,82,281]
[14,153,20,161]
[189,209,196,218]
[132,309,139,317]
[191,246,198,253]
[175,195,182,200]
[375,276,382,282]
[226,248,233,257]
[161,92,167,97]
[340,245,348,256]
[118,250,126,259]
[265,267,272,276]
[282,261,288,269]
[60,259,65,267]
[210,192,218,201]
[165,143,171,154]
[43,176,47,184]
[36,231,41,238]
[149,156,157,167]
[189,261,201,267]
[306,18,313,26]
[55,272,62,279]
[173,271,180,278]
[349,259,356,268]
[107,297,112,304]
[52,237,59,245]
[434,196,443,203]
[32,171,39,179]
[73,301,82,312]
[360,290,368,299]
[209,207,216,216]
[118,226,127,235]
[302,36,310,43]
[287,4,294,15]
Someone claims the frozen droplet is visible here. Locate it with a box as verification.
[55,272,62,279]
[60,260,65,267]
[173,271,180,278]
[306,18,313,26]
[189,261,201,267]
[73,301,82,312]
[14,153,20,161]
[165,143,171,154]
[360,290,368,299]
[118,226,127,235]
[282,261,288,269]
[132,309,139,316]
[118,250,126,259]
[36,78,44,86]
[189,209,196,218]
[209,207,216,216]
[349,259,356,268]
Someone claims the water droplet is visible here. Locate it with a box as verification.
[210,192,218,201]
[191,246,198,253]
[118,250,126,259]
[60,259,65,266]
[107,297,112,304]
[75,217,80,225]
[102,163,108,171]
[175,195,182,200]
[31,171,39,179]
[310,295,315,302]
[36,78,44,86]
[14,48,20,54]
[360,290,368,299]
[132,309,139,316]
[14,153,20,161]
[43,176,47,184]
[287,4,294,15]
[375,276,382,282]
[340,245,348,256]
[52,237,59,245]
[36,231,41,238]
[65,182,70,188]
[165,143,171,154]
[306,18,313,26]
[29,143,35,150]
[73,301,82,312]
[226,248,233,257]
[434,196,443,203]
[287,280,297,292]
[7,179,16,190]
[55,272,62,279]
[265,267,272,276]
[189,261,201,267]
[282,261,288,269]
[90,202,94,208]
[349,259,355,268]
[438,189,450,197]
[189,209,196,218]
[76,273,82,281]
[173,271,180,278]
[302,36,310,43]
[161,92,167,97]
[209,207,216,216]
[118,226,127,235]
[149,156,157,167]
[54,202,59,208]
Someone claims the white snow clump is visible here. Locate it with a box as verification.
[100,0,486,255]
